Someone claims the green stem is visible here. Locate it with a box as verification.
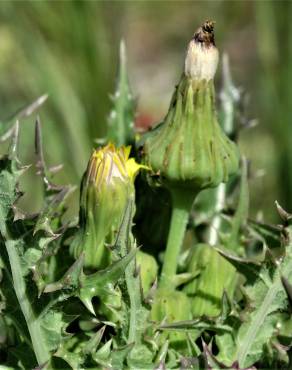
[4,237,50,366]
[160,189,196,289]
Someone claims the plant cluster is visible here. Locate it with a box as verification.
[0,21,291,369]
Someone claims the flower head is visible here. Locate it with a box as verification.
[83,144,143,188]
[73,143,146,269]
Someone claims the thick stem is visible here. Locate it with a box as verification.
[160,189,196,290]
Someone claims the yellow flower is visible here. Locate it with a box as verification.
[85,143,147,186]
[72,144,147,269]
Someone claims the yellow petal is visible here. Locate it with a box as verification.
[126,158,149,181]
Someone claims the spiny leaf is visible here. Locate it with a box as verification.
[34,185,76,236]
[214,246,260,283]
[79,247,137,315]
[43,253,84,294]
[92,339,112,367]
[40,309,72,352]
[111,343,135,369]
[83,325,106,355]
[54,342,84,370]
[248,219,281,251]
[216,222,292,368]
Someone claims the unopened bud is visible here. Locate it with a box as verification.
[72,144,147,269]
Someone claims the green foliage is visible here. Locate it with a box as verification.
[215,224,292,368]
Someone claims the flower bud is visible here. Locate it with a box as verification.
[72,144,146,269]
[144,21,239,192]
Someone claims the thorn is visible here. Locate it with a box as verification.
[18,94,48,119]
[8,121,20,160]
[48,164,64,174]
[144,277,158,304]
[82,298,96,316]
[35,116,45,172]
[4,94,48,124]
[0,126,15,142]
[275,201,292,222]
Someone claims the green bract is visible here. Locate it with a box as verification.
[144,76,239,191]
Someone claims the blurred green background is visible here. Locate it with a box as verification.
[0,1,291,222]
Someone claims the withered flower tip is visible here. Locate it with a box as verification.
[193,20,215,47]
[185,20,219,81]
